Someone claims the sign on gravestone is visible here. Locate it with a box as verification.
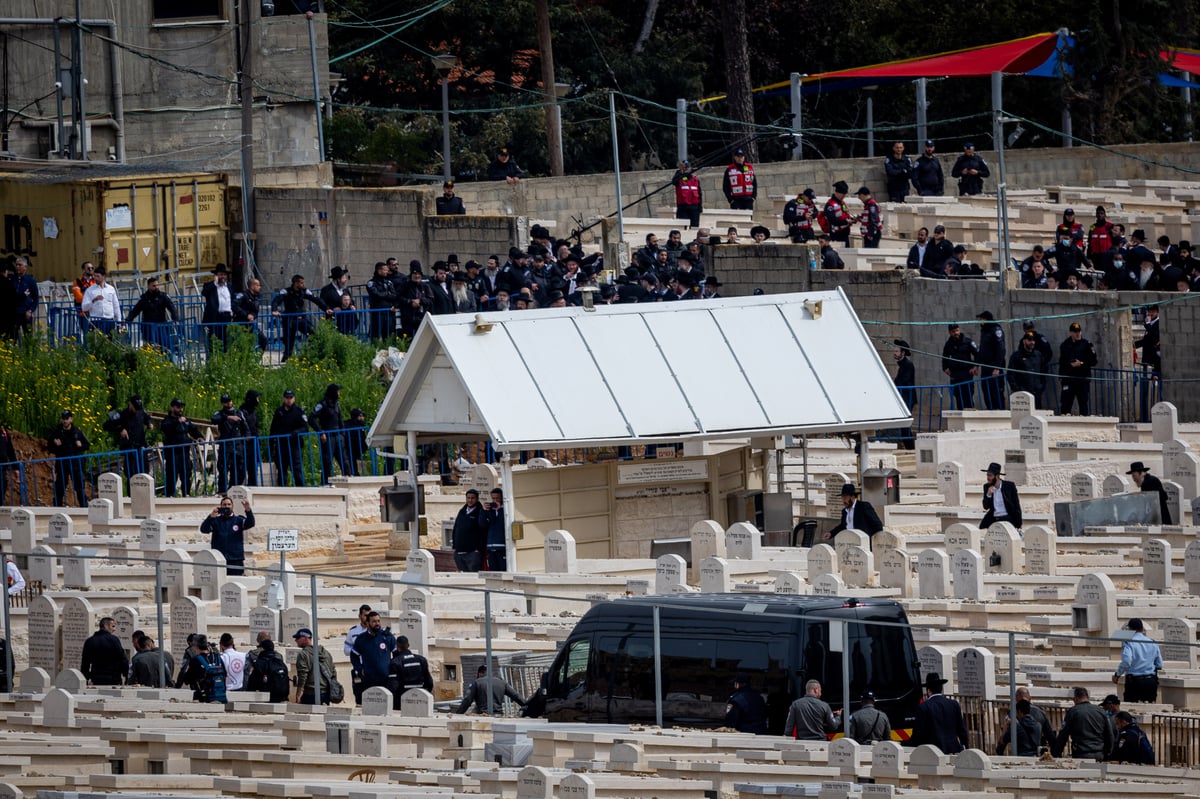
[86,498,112,527]
[1160,618,1198,667]
[281,607,311,639]
[808,544,839,581]
[139,519,165,553]
[1152,402,1179,444]
[159,548,193,603]
[468,463,499,492]
[1024,526,1057,576]
[192,549,227,601]
[812,573,844,597]
[917,645,956,692]
[27,595,61,674]
[1169,449,1200,500]
[28,545,58,587]
[170,596,206,655]
[248,607,279,641]
[775,572,806,594]
[97,472,124,518]
[1073,573,1118,636]
[841,545,874,589]
[1071,473,1099,502]
[60,596,95,677]
[1103,474,1131,497]
[878,548,911,595]
[129,474,155,519]
[936,462,966,506]
[1186,540,1200,594]
[700,557,730,593]
[1004,449,1027,486]
[655,554,686,594]
[404,549,435,585]
[1143,539,1172,593]
[560,774,596,799]
[952,550,985,600]
[47,513,72,543]
[872,529,902,553]
[402,586,432,617]
[1164,481,1184,526]
[955,647,997,699]
[917,550,950,599]
[834,529,870,561]
[400,687,434,718]
[829,737,860,771]
[62,547,91,590]
[268,528,299,553]
[944,523,981,557]
[825,474,852,511]
[220,583,248,618]
[544,530,577,574]
[111,606,139,656]
[725,522,761,560]
[871,741,904,778]
[982,523,1023,574]
[353,727,385,757]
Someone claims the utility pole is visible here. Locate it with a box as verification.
[238,0,256,280]
[535,0,562,176]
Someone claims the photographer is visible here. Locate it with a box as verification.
[200,495,255,575]
[482,488,507,571]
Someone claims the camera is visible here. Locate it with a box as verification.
[219,507,232,516]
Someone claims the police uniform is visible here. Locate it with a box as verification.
[387,649,434,709]
[942,327,979,410]
[1059,325,1098,415]
[268,395,308,487]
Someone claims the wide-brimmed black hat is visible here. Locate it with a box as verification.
[982,462,1003,475]
[839,483,860,497]
[212,263,229,275]
[1127,461,1150,474]
[833,180,849,193]
[451,271,469,282]
[923,672,949,689]
[705,277,722,288]
[750,225,771,239]
[893,339,911,355]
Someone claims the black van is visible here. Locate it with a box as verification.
[539,593,922,738]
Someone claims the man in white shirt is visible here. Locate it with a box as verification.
[5,550,25,596]
[80,265,121,335]
[343,604,371,703]
[219,633,247,691]
[201,264,234,351]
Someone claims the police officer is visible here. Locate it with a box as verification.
[103,395,153,478]
[160,399,203,497]
[883,142,913,203]
[436,180,466,215]
[951,142,990,196]
[942,323,979,410]
[238,390,263,486]
[976,311,1006,411]
[724,673,768,734]
[672,160,703,226]
[269,389,308,487]
[722,148,756,210]
[387,635,434,710]
[232,277,268,351]
[125,277,178,352]
[366,261,398,341]
[270,274,332,362]
[310,383,348,484]
[783,188,817,243]
[211,393,250,493]
[1059,322,1098,415]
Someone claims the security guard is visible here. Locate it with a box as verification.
[387,635,434,709]
[724,673,768,734]
[942,323,979,410]
[268,389,308,487]
[1059,322,1098,415]
[436,180,466,215]
[672,160,703,226]
[976,311,1006,411]
[823,181,853,244]
[722,148,756,210]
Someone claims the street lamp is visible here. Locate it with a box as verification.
[431,53,458,181]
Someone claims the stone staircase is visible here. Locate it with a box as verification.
[285,522,402,579]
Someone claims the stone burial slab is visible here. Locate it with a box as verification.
[1073,572,1118,637]
[27,595,61,675]
[774,571,806,595]
[1054,491,1160,537]
[877,548,910,594]
[918,645,956,693]
[955,647,997,699]
[840,545,874,588]
[86,498,112,527]
[944,523,981,557]
[690,520,726,566]
[11,508,36,556]
[725,521,761,560]
[812,573,845,596]
[1163,440,1200,500]
[96,472,124,518]
[402,586,432,616]
[361,686,393,716]
[1103,474,1131,497]
[917,550,950,599]
[833,529,870,560]
[1019,416,1049,462]
[396,609,430,655]
[139,519,166,553]
[1160,618,1199,667]
[248,606,279,642]
[936,461,966,506]
[60,596,96,679]
[1186,540,1200,595]
[220,582,248,618]
[130,473,155,519]
[1153,401,1179,443]
[699,557,730,593]
[159,548,194,603]
[654,554,687,594]
[982,522,1023,574]
[47,513,72,543]
[170,595,207,655]
[1023,526,1057,576]
[544,530,577,574]
[1071,473,1099,502]
[1142,538,1172,593]
[112,606,140,655]
[62,547,91,590]
[28,544,58,587]
[400,687,434,718]
[1009,391,1036,428]
[808,543,839,581]
[403,549,435,585]
[192,549,227,601]
[951,550,985,600]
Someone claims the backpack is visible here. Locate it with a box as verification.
[263,655,291,701]
[319,656,345,704]
[816,206,832,233]
[199,652,227,703]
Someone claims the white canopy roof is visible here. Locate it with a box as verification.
[368,289,911,451]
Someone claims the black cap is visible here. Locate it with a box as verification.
[170,398,185,407]
[801,187,816,199]
[1069,322,1081,332]
[861,690,876,703]
[924,139,935,147]
[833,180,849,193]
[855,185,871,196]
[1023,319,1035,329]
[977,310,994,320]
[1064,208,1075,215]
[244,389,262,402]
[963,141,975,149]
[260,639,275,653]
[1102,694,1120,706]
[734,147,745,156]
[220,393,232,402]
[953,244,967,254]
[61,410,73,418]
[947,323,960,331]
[293,628,313,639]
[283,389,295,398]
[443,180,454,188]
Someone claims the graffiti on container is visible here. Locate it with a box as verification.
[2,214,37,257]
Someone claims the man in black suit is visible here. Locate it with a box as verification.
[893,339,916,450]
[911,672,969,754]
[825,483,883,540]
[201,263,234,352]
[1128,461,1172,525]
[980,462,1022,529]
[319,266,351,310]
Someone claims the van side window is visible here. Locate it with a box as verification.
[562,638,590,692]
[803,621,843,704]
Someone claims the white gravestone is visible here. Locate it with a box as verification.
[1143,539,1172,593]
[1163,440,1200,499]
[27,596,61,674]
[725,522,762,560]
[829,737,861,774]
[1071,473,1099,502]
[917,550,951,599]
[812,573,845,597]
[1186,540,1200,595]
[1103,474,1130,497]
[877,548,911,594]
[62,547,91,590]
[560,774,596,799]
[951,550,985,600]
[220,583,248,618]
[1152,402,1179,444]
[361,686,393,716]
[129,474,155,519]
[60,596,96,678]
[397,609,430,656]
[43,688,76,725]
[1164,480,1184,527]
[917,645,956,693]
[1019,416,1048,462]
[982,523,1023,574]
[28,545,58,587]
[825,474,852,510]
[52,668,85,694]
[808,544,839,581]
[248,607,279,642]
[97,472,124,518]
[517,766,555,799]
[139,519,166,553]
[700,557,730,593]
[11,508,35,556]
[937,461,966,506]
[281,607,311,639]
[159,548,193,603]
[955,647,997,699]
[1160,618,1198,667]
[944,523,981,558]
[403,549,435,585]
[47,513,72,543]
[111,606,140,656]
[841,545,874,589]
[834,529,870,561]
[1023,526,1057,576]
[871,741,905,779]
[18,667,51,692]
[1073,573,1119,637]
[170,595,206,655]
[192,549,227,601]
[401,687,435,718]
[775,572,806,595]
[1009,392,1035,428]
[468,463,499,493]
[655,554,687,594]
[690,520,727,565]
[86,498,112,527]
[544,530,577,574]
[872,529,902,553]
[1004,450,1027,486]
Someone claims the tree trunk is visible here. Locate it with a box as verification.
[535,0,563,176]
[633,0,660,55]
[718,0,757,160]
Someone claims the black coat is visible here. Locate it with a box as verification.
[922,239,955,273]
[47,424,90,458]
[201,280,233,322]
[1006,347,1046,396]
[126,290,178,324]
[829,499,883,537]
[912,693,969,753]
[1140,473,1173,525]
[942,335,979,380]
[451,503,485,554]
[105,408,152,450]
[951,153,990,195]
[161,414,203,446]
[981,479,1023,528]
[81,629,128,685]
[1059,336,1097,378]
[912,154,944,196]
[269,403,308,438]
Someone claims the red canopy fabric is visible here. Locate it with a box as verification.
[1162,48,1200,77]
[812,33,1060,81]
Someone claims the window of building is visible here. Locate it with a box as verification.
[153,0,225,21]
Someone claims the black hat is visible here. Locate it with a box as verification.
[530,224,550,240]
[498,147,510,156]
[212,263,229,275]
[855,185,871,196]
[923,672,949,689]
[924,139,935,147]
[292,628,313,639]
[1069,322,1081,332]
[452,271,469,282]
[282,389,295,398]
[61,410,73,418]
[1101,694,1120,706]
[963,141,975,149]
[447,253,460,265]
[546,290,565,303]
[170,398,185,407]
[350,407,365,418]
[801,187,816,199]
[465,259,481,270]
[409,259,422,270]
[839,483,860,497]
[1064,208,1075,215]
[947,322,960,331]
[833,180,849,193]
[734,147,746,156]
[977,310,994,321]
[933,224,946,234]
[443,179,454,189]
[676,253,693,265]
[705,277,722,288]
[893,339,910,355]
[409,263,424,275]
[753,288,765,295]
[1127,461,1150,474]
[244,389,262,402]
[640,273,658,286]
[220,393,232,403]
[330,266,346,279]
[750,225,771,239]
[508,246,524,260]
[432,260,448,272]
[982,462,1003,475]
[1023,319,1036,329]
[861,690,876,703]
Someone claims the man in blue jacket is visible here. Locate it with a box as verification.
[200,495,255,575]
[350,610,396,703]
[11,256,39,338]
[482,488,507,571]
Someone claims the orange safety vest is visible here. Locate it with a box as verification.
[727,163,755,196]
[675,176,701,206]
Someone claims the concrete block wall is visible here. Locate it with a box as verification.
[1162,296,1200,422]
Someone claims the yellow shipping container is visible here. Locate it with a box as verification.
[0,171,230,282]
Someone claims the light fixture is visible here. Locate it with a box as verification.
[578,285,599,311]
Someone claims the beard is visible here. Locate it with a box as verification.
[453,284,471,305]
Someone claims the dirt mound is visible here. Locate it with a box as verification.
[3,429,78,508]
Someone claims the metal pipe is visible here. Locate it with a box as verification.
[676,98,688,164]
[406,431,419,553]
[440,75,451,180]
[841,620,851,735]
[74,0,87,160]
[916,78,928,146]
[865,91,875,159]
[193,177,201,274]
[609,91,624,264]
[484,591,494,715]
[500,451,515,573]
[170,182,180,273]
[789,73,803,161]
[155,559,166,689]
[310,573,321,706]
[53,24,65,157]
[653,605,663,728]
[1,555,11,688]
[1008,631,1019,756]
[306,14,325,161]
[130,183,139,275]
[152,183,161,276]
